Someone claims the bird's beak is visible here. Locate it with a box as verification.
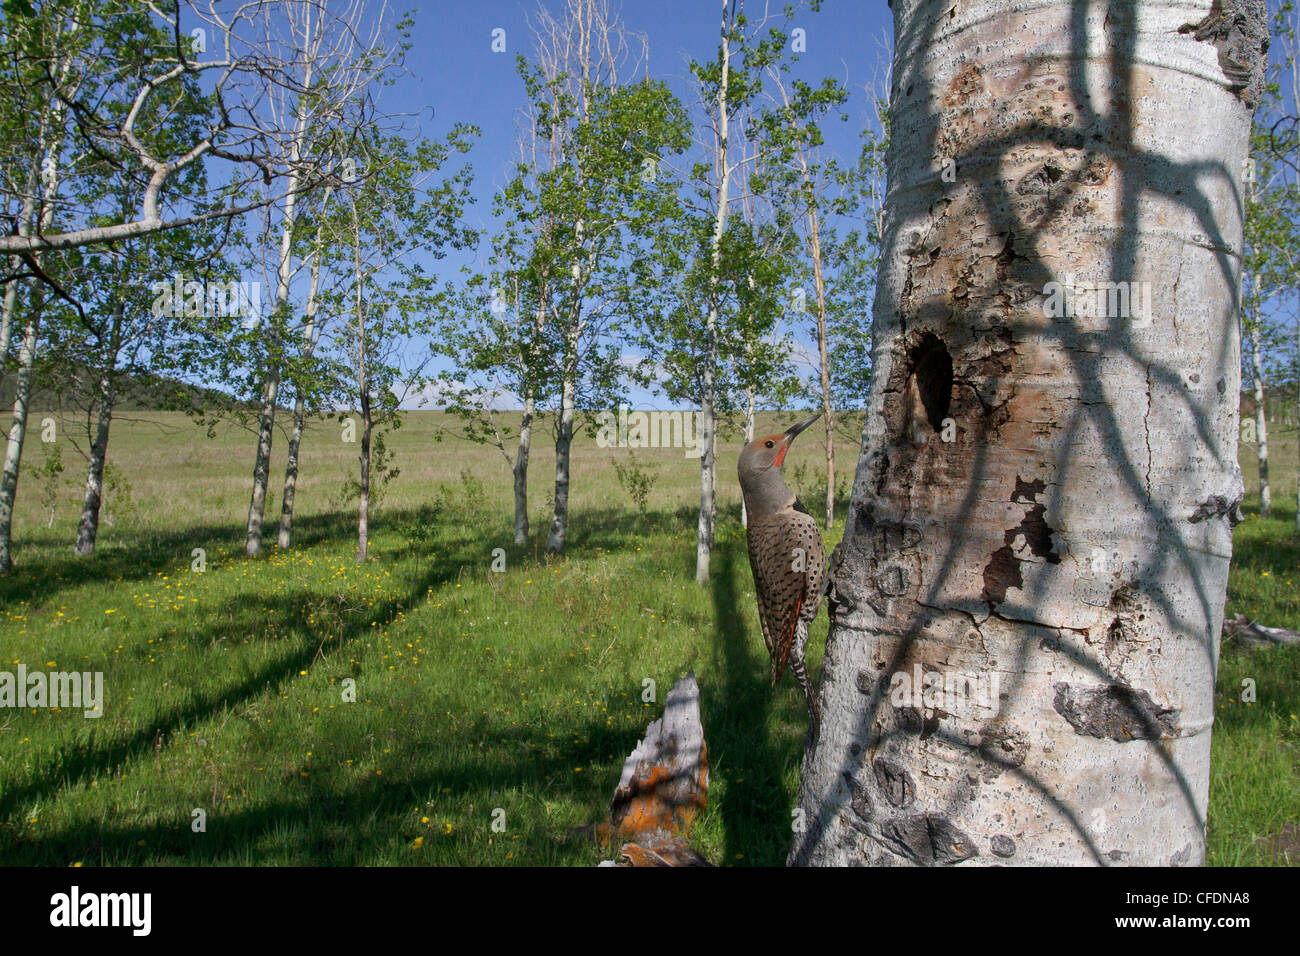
[784,412,822,441]
[774,412,822,467]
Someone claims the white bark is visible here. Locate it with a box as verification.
[356,397,371,564]
[695,0,732,586]
[277,215,329,550]
[531,0,633,556]
[74,371,115,556]
[741,386,755,528]
[770,71,837,529]
[792,0,1263,866]
[245,8,316,557]
[1248,318,1270,516]
[0,165,41,369]
[696,354,717,585]
[514,397,535,546]
[349,199,370,564]
[0,72,69,573]
[807,205,835,530]
[546,344,577,554]
[0,288,42,574]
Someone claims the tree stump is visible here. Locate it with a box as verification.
[601,669,711,866]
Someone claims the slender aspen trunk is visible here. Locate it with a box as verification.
[514,268,548,546]
[0,169,39,369]
[807,206,835,529]
[546,360,576,554]
[74,371,115,556]
[0,287,43,573]
[0,265,20,373]
[777,71,839,530]
[357,393,371,563]
[245,365,281,554]
[278,394,307,547]
[278,223,327,550]
[792,0,1263,867]
[546,218,585,555]
[741,386,755,528]
[246,13,314,557]
[350,199,370,564]
[696,0,731,585]
[0,87,66,574]
[514,397,534,545]
[1248,318,1270,516]
[697,358,717,585]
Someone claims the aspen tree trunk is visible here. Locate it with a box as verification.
[696,0,731,586]
[350,202,370,564]
[0,167,40,369]
[775,76,838,531]
[0,267,19,373]
[356,391,371,563]
[791,0,1265,867]
[546,335,578,554]
[514,396,535,545]
[545,216,584,555]
[277,222,328,550]
[513,272,547,546]
[245,13,315,557]
[1248,318,1270,516]
[0,88,67,574]
[697,339,717,584]
[0,286,43,574]
[74,357,118,555]
[741,386,755,527]
[806,205,835,529]
[278,400,308,548]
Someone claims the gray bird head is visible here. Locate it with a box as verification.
[737,413,821,514]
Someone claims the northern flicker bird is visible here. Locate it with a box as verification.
[738,413,826,730]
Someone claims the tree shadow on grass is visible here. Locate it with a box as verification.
[2,491,794,864]
[0,502,497,613]
[0,520,494,823]
[699,539,795,866]
[1,717,644,866]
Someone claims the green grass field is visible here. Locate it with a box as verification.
[1,409,1296,865]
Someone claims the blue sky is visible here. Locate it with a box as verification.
[213,1,1298,412]
[390,0,893,226]
[369,1,896,409]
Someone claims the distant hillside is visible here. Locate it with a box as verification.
[1,367,255,413]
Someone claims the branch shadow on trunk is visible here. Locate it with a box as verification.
[792,0,1260,866]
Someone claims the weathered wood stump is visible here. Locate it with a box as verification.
[600,670,711,867]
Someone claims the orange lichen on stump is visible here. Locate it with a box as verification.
[602,670,712,866]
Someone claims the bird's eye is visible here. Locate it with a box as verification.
[764,440,775,448]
